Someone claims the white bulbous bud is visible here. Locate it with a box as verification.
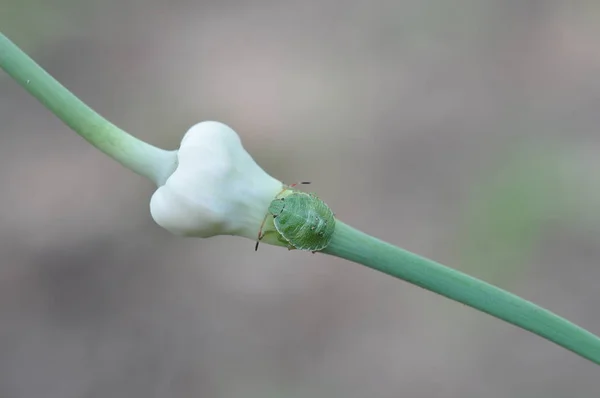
[150,121,283,240]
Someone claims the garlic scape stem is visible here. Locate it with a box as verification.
[3,31,600,367]
[0,33,177,186]
[323,221,600,365]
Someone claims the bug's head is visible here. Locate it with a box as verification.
[268,198,286,217]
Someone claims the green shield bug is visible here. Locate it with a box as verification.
[255,182,336,252]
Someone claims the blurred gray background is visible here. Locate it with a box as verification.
[2,1,600,397]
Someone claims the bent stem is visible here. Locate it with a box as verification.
[323,221,600,365]
[0,33,176,186]
[3,31,599,366]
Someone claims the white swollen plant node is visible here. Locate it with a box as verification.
[150,121,284,243]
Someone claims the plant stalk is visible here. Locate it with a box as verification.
[323,221,600,365]
[3,30,599,366]
[0,33,176,186]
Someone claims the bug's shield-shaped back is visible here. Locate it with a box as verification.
[256,185,336,252]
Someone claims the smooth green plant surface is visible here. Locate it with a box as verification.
[2,32,600,366]
[0,33,177,186]
[323,222,600,365]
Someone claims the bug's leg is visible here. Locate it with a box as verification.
[255,213,271,251]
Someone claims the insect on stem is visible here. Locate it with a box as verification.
[254,181,312,251]
[256,183,335,252]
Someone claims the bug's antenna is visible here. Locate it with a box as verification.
[289,181,311,187]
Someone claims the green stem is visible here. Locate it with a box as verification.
[323,221,600,365]
[0,33,176,186]
[4,31,599,366]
